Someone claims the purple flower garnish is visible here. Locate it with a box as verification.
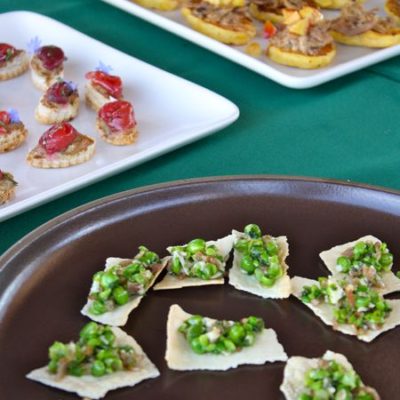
[95,61,113,74]
[8,108,20,124]
[66,81,78,92]
[27,36,42,55]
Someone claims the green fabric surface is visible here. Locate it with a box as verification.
[0,0,400,255]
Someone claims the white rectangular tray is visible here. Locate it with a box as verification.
[0,11,239,222]
[101,0,400,89]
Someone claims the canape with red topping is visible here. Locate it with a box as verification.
[0,170,17,205]
[330,3,400,47]
[35,80,80,124]
[96,100,137,145]
[0,109,28,153]
[0,43,29,81]
[27,122,95,168]
[28,37,66,91]
[85,62,123,112]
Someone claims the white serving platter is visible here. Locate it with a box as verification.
[101,0,400,89]
[0,11,239,223]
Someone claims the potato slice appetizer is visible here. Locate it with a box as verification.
[313,0,364,10]
[385,0,400,24]
[132,0,179,11]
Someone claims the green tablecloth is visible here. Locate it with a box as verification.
[1,0,399,254]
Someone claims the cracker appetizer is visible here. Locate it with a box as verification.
[281,350,379,400]
[313,0,364,10]
[267,8,336,69]
[0,109,28,153]
[0,43,29,81]
[85,62,123,111]
[181,0,256,45]
[228,224,291,299]
[165,304,288,370]
[154,235,233,290]
[320,235,400,295]
[28,38,66,91]
[330,4,400,47]
[0,170,17,205]
[291,275,400,342]
[385,0,400,24]
[27,322,159,399]
[35,80,80,124]
[133,0,179,11]
[26,122,95,169]
[249,0,316,24]
[96,100,138,145]
[82,246,168,326]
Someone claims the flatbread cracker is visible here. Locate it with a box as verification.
[154,234,233,290]
[320,235,400,295]
[165,304,288,370]
[291,276,400,342]
[26,327,159,399]
[228,230,291,299]
[280,350,379,400]
[81,256,168,326]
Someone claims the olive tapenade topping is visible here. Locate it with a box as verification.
[47,322,136,379]
[178,314,264,355]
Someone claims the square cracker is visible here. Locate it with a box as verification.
[228,230,291,299]
[165,304,288,371]
[26,327,159,399]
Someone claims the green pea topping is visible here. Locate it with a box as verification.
[47,322,136,379]
[168,239,226,280]
[88,246,161,315]
[179,314,264,355]
[335,241,394,288]
[300,359,375,400]
[235,224,285,288]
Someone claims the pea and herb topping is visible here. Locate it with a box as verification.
[301,277,392,333]
[47,322,136,379]
[336,241,393,287]
[234,224,284,287]
[299,359,377,400]
[178,315,264,355]
[89,246,161,315]
[168,238,225,280]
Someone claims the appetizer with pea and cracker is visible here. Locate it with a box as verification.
[165,304,288,370]
[319,235,400,295]
[280,350,379,400]
[228,224,291,298]
[291,275,400,342]
[154,234,233,290]
[81,246,168,326]
[27,322,159,399]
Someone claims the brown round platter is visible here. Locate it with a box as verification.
[1,176,400,399]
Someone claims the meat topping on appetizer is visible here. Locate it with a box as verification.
[85,70,123,99]
[34,45,65,71]
[39,122,78,155]
[331,4,399,36]
[186,0,253,31]
[178,314,265,355]
[98,100,136,133]
[251,0,313,12]
[43,80,78,107]
[0,109,24,134]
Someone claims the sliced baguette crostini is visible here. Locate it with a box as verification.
[26,122,95,168]
[0,43,29,81]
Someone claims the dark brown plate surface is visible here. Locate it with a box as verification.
[1,176,400,400]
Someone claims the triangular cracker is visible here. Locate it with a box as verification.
[280,350,379,400]
[81,256,168,326]
[165,304,288,371]
[154,234,233,290]
[291,276,400,342]
[228,230,291,299]
[27,327,159,399]
[320,235,400,295]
